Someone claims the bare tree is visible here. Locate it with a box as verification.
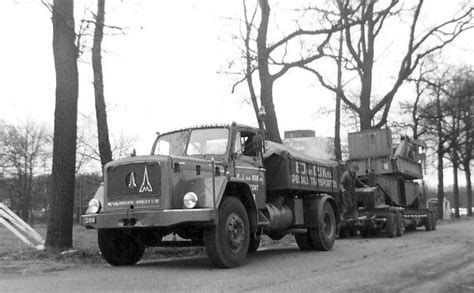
[92,0,113,171]
[75,113,134,174]
[46,0,79,249]
[417,68,452,219]
[450,67,474,217]
[0,121,51,222]
[305,0,473,130]
[394,60,437,139]
[234,0,360,142]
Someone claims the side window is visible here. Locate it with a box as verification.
[238,130,260,157]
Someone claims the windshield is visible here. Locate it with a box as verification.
[153,128,229,156]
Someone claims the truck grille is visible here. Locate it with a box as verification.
[106,162,161,201]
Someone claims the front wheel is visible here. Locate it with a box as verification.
[204,196,250,268]
[248,233,260,253]
[98,229,145,266]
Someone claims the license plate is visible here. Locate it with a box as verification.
[83,216,96,225]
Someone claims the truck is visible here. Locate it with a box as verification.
[82,122,340,268]
[338,128,437,238]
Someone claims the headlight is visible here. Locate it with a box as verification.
[86,198,101,214]
[183,192,198,209]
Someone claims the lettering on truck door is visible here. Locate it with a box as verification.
[234,129,266,208]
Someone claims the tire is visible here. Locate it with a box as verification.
[431,212,437,230]
[98,229,145,266]
[396,212,404,237]
[360,228,371,238]
[338,227,349,239]
[204,196,250,268]
[424,213,433,231]
[295,230,316,251]
[386,212,397,238]
[310,201,337,251]
[248,234,260,253]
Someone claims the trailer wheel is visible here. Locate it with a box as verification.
[359,228,369,238]
[424,213,433,231]
[295,230,316,251]
[338,226,352,239]
[98,229,145,266]
[247,233,260,253]
[396,212,404,237]
[204,196,250,268]
[386,212,397,238]
[360,228,373,238]
[431,212,437,230]
[310,201,336,251]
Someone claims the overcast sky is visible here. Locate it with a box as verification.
[0,1,472,185]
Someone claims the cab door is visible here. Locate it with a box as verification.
[233,128,266,208]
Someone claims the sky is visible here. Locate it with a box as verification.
[0,0,473,186]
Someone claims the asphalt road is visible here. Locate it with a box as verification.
[1,218,473,292]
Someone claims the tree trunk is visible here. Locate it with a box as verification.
[435,90,445,220]
[465,164,472,217]
[46,0,79,249]
[359,85,372,130]
[334,28,343,162]
[453,160,460,219]
[257,0,281,143]
[93,0,113,171]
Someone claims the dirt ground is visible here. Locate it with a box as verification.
[1,218,473,292]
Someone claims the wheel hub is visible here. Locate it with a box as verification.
[226,212,245,252]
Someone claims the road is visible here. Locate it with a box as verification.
[1,218,473,292]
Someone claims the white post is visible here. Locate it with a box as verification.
[0,203,45,250]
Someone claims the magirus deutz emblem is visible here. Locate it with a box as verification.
[127,167,153,193]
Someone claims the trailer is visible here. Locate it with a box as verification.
[339,128,436,238]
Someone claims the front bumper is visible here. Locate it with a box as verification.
[81,208,216,229]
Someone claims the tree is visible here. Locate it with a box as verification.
[75,113,134,174]
[92,0,113,171]
[394,60,437,139]
[417,65,474,219]
[305,0,473,130]
[449,68,474,217]
[0,121,51,222]
[46,0,79,249]
[234,0,358,142]
[417,68,451,219]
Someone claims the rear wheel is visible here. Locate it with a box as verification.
[396,212,404,237]
[98,229,145,266]
[204,196,250,268]
[295,230,316,251]
[386,212,397,238]
[310,201,336,251]
[424,213,433,231]
[431,212,437,230]
[360,228,372,238]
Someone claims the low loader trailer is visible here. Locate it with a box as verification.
[82,122,340,268]
[339,128,436,238]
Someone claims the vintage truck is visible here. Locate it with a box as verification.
[82,122,340,268]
